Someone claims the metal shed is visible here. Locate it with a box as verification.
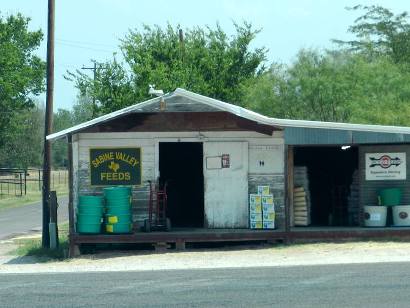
[48,89,410,255]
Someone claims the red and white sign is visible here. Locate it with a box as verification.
[365,152,406,180]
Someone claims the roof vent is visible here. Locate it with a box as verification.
[148,84,164,97]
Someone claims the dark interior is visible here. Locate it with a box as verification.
[294,146,358,226]
[159,142,204,228]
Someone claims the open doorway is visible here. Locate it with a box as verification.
[294,146,359,227]
[159,142,204,228]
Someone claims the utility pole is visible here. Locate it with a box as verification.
[42,0,55,248]
[81,62,97,118]
[179,29,185,62]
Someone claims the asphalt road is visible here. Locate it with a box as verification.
[1,262,410,307]
[0,196,68,240]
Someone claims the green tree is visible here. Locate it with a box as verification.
[347,55,410,126]
[52,109,75,168]
[0,13,45,150]
[68,22,267,114]
[0,105,44,168]
[244,50,358,122]
[334,5,410,65]
[71,94,94,123]
[243,50,410,125]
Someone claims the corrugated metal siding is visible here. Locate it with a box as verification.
[285,127,410,145]
[403,135,410,142]
[285,127,352,145]
[353,132,404,144]
[359,145,410,213]
[138,96,220,113]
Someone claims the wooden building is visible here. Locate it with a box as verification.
[47,88,410,255]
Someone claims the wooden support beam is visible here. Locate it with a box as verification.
[175,240,186,250]
[67,134,79,257]
[284,145,294,242]
[154,242,170,252]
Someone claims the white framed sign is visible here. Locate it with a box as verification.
[365,152,406,180]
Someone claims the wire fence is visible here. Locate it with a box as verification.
[0,168,68,198]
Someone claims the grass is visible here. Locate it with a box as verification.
[12,223,69,261]
[0,171,68,211]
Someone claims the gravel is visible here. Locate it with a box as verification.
[2,237,410,274]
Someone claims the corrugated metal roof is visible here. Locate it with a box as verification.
[47,88,410,141]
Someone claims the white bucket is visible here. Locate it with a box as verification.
[363,206,387,227]
[392,205,410,227]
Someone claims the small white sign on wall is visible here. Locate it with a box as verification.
[365,152,406,180]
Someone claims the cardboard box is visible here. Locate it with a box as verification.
[262,195,274,205]
[250,203,262,213]
[250,221,263,229]
[249,194,262,206]
[258,186,270,196]
[249,213,262,221]
[262,203,275,213]
[263,212,276,221]
[263,220,275,229]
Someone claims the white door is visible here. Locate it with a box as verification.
[203,142,248,228]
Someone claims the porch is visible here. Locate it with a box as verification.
[70,226,410,254]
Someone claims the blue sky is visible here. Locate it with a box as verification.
[2,0,409,110]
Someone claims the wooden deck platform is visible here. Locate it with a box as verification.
[71,226,410,246]
[71,228,287,245]
[68,227,410,256]
[290,226,410,240]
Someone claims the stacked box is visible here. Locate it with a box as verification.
[262,194,275,229]
[258,186,270,196]
[249,193,262,229]
[250,221,263,229]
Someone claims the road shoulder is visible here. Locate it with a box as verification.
[2,239,410,274]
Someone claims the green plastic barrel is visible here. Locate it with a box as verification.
[106,223,132,233]
[106,195,131,201]
[379,188,402,206]
[105,197,131,206]
[77,195,104,234]
[104,187,132,211]
[103,187,132,233]
[103,187,131,199]
[79,195,104,206]
[77,204,104,215]
[77,213,102,225]
[76,223,101,234]
[78,195,104,214]
[106,206,131,216]
[106,214,132,224]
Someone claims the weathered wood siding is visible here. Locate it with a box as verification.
[73,131,285,230]
[359,144,410,225]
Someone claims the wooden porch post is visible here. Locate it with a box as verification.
[285,145,294,242]
[67,134,79,257]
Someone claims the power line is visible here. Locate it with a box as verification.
[56,38,116,48]
[81,62,109,118]
[55,41,116,53]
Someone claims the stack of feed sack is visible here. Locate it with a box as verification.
[103,186,133,233]
[293,166,311,226]
[293,187,310,226]
[76,195,104,234]
[262,194,275,229]
[249,194,262,229]
[293,166,310,198]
